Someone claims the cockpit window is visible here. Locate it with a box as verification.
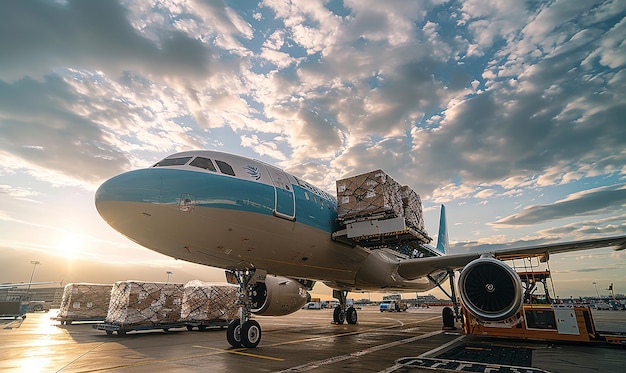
[153,157,192,167]
[189,157,217,172]
[215,160,235,176]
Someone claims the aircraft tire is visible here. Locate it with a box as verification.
[241,320,262,348]
[333,306,345,324]
[346,307,357,324]
[226,319,242,347]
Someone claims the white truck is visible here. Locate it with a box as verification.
[379,300,408,312]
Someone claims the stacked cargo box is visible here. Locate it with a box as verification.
[336,169,403,221]
[181,281,239,322]
[57,283,111,322]
[400,185,426,233]
[335,170,431,250]
[106,281,184,326]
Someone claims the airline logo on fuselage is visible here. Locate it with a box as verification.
[244,165,262,180]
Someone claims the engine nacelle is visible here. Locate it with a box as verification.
[458,257,523,321]
[250,275,310,316]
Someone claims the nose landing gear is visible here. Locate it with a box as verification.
[226,269,263,348]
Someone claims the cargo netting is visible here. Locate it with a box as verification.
[57,283,112,320]
[180,280,239,322]
[336,169,404,221]
[106,281,184,325]
[400,185,426,233]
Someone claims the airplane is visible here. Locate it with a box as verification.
[95,150,626,348]
[0,282,61,290]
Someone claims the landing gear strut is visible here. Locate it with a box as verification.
[428,269,461,325]
[333,289,358,325]
[226,269,263,348]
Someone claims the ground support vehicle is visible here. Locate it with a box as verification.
[0,302,27,319]
[94,322,187,336]
[379,300,408,312]
[463,303,626,346]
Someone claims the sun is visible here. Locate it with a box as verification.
[58,233,84,259]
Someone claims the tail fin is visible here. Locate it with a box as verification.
[435,204,448,254]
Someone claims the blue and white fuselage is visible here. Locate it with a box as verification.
[95,150,446,292]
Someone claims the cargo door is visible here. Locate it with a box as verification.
[266,166,295,220]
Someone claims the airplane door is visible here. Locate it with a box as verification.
[266,166,295,220]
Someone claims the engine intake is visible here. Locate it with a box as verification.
[250,275,310,316]
[458,257,523,321]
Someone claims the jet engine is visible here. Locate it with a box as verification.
[458,257,523,321]
[250,275,310,316]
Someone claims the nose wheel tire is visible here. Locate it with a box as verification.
[227,319,262,348]
[226,319,242,347]
[241,320,262,348]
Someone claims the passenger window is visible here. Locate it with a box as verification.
[304,192,310,201]
[190,157,217,172]
[153,157,192,167]
[215,160,235,176]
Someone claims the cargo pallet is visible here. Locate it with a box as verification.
[184,320,230,331]
[94,322,187,336]
[332,215,432,258]
[52,316,105,325]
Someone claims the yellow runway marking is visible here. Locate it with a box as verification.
[77,346,283,372]
[264,315,440,348]
[193,345,285,361]
[73,315,439,371]
[76,350,234,372]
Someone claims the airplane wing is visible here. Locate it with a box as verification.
[0,281,60,289]
[397,234,626,280]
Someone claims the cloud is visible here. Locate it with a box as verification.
[0,75,130,186]
[494,184,626,226]
[0,1,211,82]
[0,0,624,208]
[0,185,41,200]
[537,213,626,239]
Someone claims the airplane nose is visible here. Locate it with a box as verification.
[95,169,162,219]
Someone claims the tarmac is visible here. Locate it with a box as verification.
[1,306,625,372]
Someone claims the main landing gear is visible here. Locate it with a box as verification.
[332,289,358,325]
[428,269,461,327]
[226,269,262,348]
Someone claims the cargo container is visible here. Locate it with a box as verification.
[53,283,111,324]
[181,281,238,330]
[336,169,403,221]
[333,170,431,257]
[98,281,184,334]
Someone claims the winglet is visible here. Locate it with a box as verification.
[435,204,448,254]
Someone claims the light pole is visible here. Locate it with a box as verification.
[27,260,41,301]
[166,271,173,283]
[592,282,600,298]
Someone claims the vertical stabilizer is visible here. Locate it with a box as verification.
[435,204,448,254]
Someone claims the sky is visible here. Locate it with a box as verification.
[1,0,625,301]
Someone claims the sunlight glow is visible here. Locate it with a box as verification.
[57,232,84,259]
